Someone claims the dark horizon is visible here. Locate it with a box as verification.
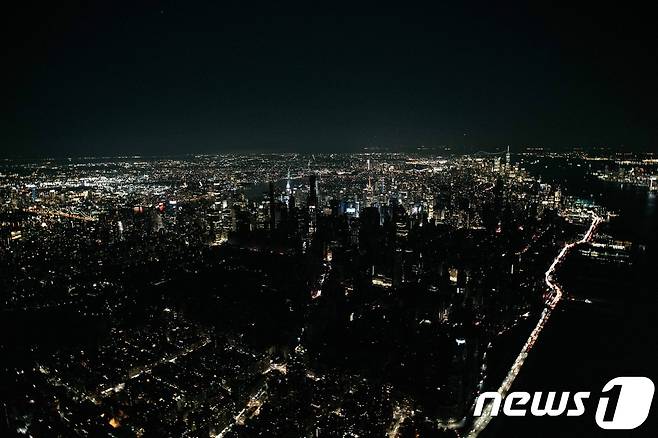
[4,144,656,162]
[4,1,657,158]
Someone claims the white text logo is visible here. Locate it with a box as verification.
[474,377,654,430]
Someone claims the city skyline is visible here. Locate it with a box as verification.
[1,151,656,436]
[2,2,656,437]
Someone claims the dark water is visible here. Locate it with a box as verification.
[483,159,658,437]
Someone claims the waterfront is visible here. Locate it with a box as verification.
[482,159,658,437]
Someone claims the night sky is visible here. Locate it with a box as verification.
[4,1,657,157]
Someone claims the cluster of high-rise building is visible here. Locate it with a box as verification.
[0,152,614,436]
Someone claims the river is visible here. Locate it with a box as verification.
[481,157,658,437]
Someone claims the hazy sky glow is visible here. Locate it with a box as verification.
[4,1,657,157]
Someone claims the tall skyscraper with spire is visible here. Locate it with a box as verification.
[284,168,292,206]
[365,157,374,206]
[286,168,291,195]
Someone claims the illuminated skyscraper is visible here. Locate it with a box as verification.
[286,168,291,196]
